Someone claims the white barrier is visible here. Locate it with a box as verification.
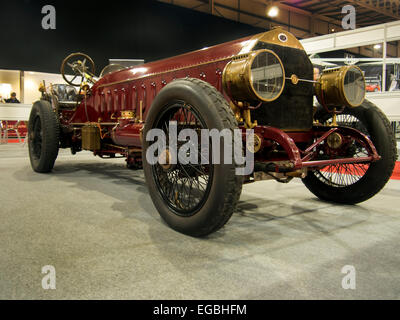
[0,103,32,121]
[300,20,400,55]
[366,92,400,122]
[0,104,31,144]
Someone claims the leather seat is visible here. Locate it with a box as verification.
[53,84,77,102]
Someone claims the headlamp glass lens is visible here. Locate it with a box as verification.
[250,51,284,101]
[344,67,365,106]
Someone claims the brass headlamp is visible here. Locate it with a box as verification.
[315,65,366,108]
[223,49,285,103]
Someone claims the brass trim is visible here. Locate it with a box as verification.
[222,49,285,103]
[249,50,285,102]
[159,148,173,170]
[341,65,366,108]
[290,74,299,85]
[139,100,143,122]
[229,102,243,123]
[239,27,305,54]
[243,109,257,129]
[331,108,338,126]
[256,28,305,51]
[139,125,144,143]
[327,132,343,149]
[246,132,262,153]
[315,65,366,108]
[81,124,101,151]
[285,168,307,178]
[119,110,135,119]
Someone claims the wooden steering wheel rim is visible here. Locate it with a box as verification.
[60,52,96,87]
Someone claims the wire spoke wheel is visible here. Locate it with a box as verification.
[316,113,370,188]
[142,78,243,237]
[302,101,397,204]
[152,101,213,216]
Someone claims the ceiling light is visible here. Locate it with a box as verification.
[374,44,381,50]
[267,6,279,18]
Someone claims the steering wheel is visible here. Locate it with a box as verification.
[60,52,96,87]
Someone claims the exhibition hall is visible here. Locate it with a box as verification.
[0,0,399,301]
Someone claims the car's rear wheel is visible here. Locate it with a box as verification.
[142,78,243,237]
[302,100,397,204]
[28,100,59,173]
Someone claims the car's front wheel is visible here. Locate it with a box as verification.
[142,78,243,237]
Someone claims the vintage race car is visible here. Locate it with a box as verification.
[28,27,397,237]
[366,83,381,92]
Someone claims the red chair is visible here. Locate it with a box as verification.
[0,120,23,144]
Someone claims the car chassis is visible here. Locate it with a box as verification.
[28,27,397,237]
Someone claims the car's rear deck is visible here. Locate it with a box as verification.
[0,143,399,299]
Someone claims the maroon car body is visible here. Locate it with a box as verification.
[28,27,396,236]
[58,29,379,169]
[64,34,249,151]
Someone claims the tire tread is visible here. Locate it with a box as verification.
[182,78,243,236]
[28,100,59,173]
[302,100,397,204]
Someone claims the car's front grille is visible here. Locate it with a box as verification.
[251,42,314,131]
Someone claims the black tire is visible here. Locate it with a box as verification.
[28,100,60,173]
[142,78,243,237]
[302,99,397,204]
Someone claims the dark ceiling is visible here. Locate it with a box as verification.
[286,0,399,27]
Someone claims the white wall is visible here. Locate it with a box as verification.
[24,71,64,105]
[0,69,20,100]
[0,70,66,105]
